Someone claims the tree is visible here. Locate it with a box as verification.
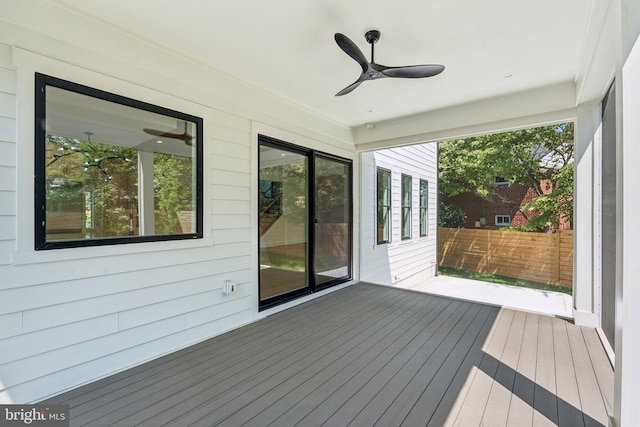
[154,153,194,234]
[438,202,467,228]
[439,123,573,230]
[46,135,195,238]
[46,135,138,238]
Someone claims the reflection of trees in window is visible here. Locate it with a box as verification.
[259,180,283,218]
[154,153,194,234]
[401,174,412,240]
[315,159,349,223]
[46,135,138,239]
[45,135,195,239]
[420,179,428,236]
[377,168,391,244]
[260,161,307,224]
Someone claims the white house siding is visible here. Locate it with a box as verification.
[0,3,354,404]
[360,144,438,288]
[0,44,16,267]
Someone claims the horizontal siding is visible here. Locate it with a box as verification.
[0,67,16,94]
[0,59,16,268]
[0,216,15,240]
[0,115,16,143]
[0,312,22,340]
[0,190,16,215]
[0,92,15,118]
[1,316,119,366]
[0,1,358,403]
[210,169,251,186]
[18,271,250,332]
[210,140,252,160]
[0,40,261,403]
[360,144,438,287]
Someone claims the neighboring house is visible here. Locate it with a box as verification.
[0,3,639,426]
[361,144,438,288]
[442,179,571,230]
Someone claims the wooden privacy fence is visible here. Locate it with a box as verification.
[438,227,573,288]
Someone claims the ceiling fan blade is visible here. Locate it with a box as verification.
[143,128,193,145]
[335,33,368,73]
[335,77,366,97]
[381,64,445,78]
[143,128,169,137]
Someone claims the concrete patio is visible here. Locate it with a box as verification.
[395,275,573,319]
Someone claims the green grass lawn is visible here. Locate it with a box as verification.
[438,266,573,295]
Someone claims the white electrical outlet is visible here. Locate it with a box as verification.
[223,280,236,295]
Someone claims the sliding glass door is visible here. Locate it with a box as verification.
[314,155,352,288]
[259,144,309,302]
[259,136,352,309]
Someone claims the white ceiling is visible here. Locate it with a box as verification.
[52,0,600,128]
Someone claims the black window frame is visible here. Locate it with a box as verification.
[419,179,428,237]
[376,167,392,244]
[401,173,412,240]
[34,73,204,250]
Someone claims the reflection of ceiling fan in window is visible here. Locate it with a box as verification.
[143,121,193,146]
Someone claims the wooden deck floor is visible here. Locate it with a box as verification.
[45,284,613,426]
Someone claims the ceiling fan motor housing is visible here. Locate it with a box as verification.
[365,30,380,44]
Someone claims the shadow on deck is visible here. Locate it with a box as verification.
[44,283,613,426]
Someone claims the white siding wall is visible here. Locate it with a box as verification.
[0,4,354,404]
[0,44,16,266]
[360,144,438,288]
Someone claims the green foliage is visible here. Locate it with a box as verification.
[259,156,348,224]
[46,135,195,238]
[439,123,574,229]
[46,135,138,238]
[154,153,194,234]
[260,160,307,223]
[438,266,572,295]
[438,202,467,228]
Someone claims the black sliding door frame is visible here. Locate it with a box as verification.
[312,152,354,292]
[258,135,352,310]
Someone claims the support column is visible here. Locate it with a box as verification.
[616,2,640,424]
[138,151,155,235]
[573,102,601,327]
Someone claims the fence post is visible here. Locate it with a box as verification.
[486,229,491,274]
[557,231,562,285]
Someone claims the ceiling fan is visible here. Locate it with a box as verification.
[143,121,193,146]
[334,30,445,96]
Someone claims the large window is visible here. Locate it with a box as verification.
[376,168,392,244]
[35,73,203,250]
[401,174,412,240]
[419,179,428,236]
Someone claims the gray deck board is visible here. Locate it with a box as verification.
[481,310,527,426]
[451,308,514,426]
[566,325,609,426]
[44,283,614,427]
[533,315,559,427]
[582,327,614,414]
[553,316,584,427]
[239,297,456,427]
[506,312,538,427]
